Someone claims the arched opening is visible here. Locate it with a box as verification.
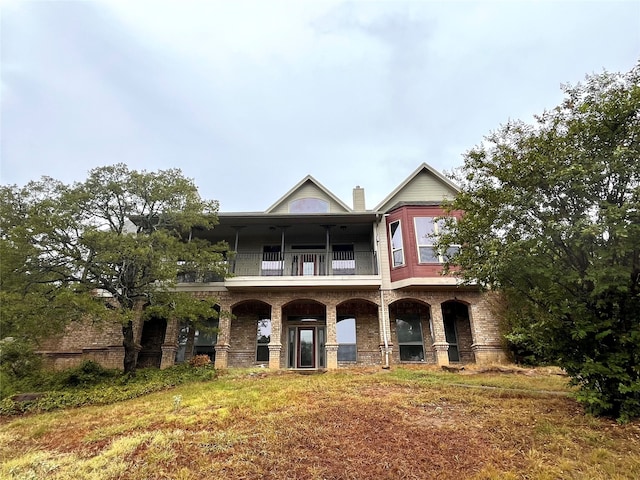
[441,300,475,363]
[283,299,326,369]
[336,299,379,365]
[175,304,220,364]
[138,316,167,368]
[389,300,433,363]
[231,300,272,367]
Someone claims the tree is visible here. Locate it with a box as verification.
[0,164,227,374]
[439,65,640,421]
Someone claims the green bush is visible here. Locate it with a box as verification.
[0,362,217,416]
[52,360,120,388]
[0,338,45,399]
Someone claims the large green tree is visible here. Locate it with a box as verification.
[0,164,227,374]
[439,65,640,421]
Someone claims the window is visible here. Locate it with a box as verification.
[193,318,218,361]
[396,316,424,361]
[176,319,219,363]
[256,317,271,362]
[389,220,404,267]
[289,197,329,213]
[337,317,357,362]
[414,217,459,263]
[175,313,219,364]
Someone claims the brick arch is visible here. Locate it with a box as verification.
[442,297,472,307]
[388,298,435,364]
[281,298,326,317]
[336,298,378,315]
[230,299,271,315]
[388,297,432,316]
[336,298,381,367]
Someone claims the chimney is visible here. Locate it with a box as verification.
[352,186,366,211]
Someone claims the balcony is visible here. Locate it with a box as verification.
[176,250,378,285]
[232,250,378,277]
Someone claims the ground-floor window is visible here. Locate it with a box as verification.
[337,316,357,362]
[396,315,425,361]
[256,317,271,362]
[175,318,218,363]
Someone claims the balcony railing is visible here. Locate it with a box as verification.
[233,250,378,277]
[176,251,378,282]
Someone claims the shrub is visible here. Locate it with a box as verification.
[52,360,120,388]
[189,355,212,367]
[0,363,217,416]
[0,338,45,399]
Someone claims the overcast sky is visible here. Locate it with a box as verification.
[1,1,638,211]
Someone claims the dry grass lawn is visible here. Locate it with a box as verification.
[1,365,639,479]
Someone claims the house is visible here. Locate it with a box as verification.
[38,163,507,370]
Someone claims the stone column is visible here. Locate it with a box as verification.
[160,345,177,369]
[431,302,450,366]
[268,305,282,369]
[214,344,230,369]
[214,301,232,369]
[469,301,507,365]
[325,302,338,370]
[162,317,182,369]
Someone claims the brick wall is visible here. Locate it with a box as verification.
[229,310,261,367]
[37,287,505,370]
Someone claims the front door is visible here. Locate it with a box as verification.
[297,327,315,368]
[288,325,326,369]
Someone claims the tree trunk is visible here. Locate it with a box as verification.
[123,320,138,374]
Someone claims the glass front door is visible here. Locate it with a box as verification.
[288,325,326,369]
[298,328,315,368]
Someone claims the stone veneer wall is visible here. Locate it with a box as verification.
[37,317,138,370]
[35,287,506,370]
[350,311,382,367]
[228,310,263,367]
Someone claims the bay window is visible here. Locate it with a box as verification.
[414,217,459,263]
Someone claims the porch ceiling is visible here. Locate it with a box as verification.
[195,212,379,241]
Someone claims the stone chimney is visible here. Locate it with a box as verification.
[352,186,366,211]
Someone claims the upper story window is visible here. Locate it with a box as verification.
[414,217,459,263]
[289,198,329,213]
[389,220,405,267]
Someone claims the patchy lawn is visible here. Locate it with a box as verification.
[1,366,639,479]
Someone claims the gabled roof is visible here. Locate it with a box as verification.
[374,163,460,213]
[265,175,352,214]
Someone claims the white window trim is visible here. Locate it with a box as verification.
[389,220,405,267]
[414,217,459,264]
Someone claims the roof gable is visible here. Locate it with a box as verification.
[265,175,352,214]
[374,163,459,212]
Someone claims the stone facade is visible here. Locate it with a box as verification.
[37,287,506,371]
